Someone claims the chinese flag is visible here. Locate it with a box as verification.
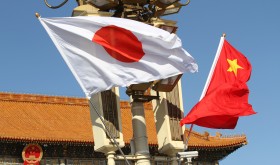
[180,38,256,129]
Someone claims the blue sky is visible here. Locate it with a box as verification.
[1,1,279,164]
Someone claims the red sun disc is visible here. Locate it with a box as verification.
[92,25,145,63]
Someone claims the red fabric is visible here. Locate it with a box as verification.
[180,40,256,129]
[24,161,40,165]
[93,25,144,63]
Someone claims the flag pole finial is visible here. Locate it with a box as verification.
[222,33,226,38]
[35,13,41,18]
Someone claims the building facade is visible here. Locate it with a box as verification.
[0,92,247,165]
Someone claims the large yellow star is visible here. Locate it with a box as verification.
[227,59,243,76]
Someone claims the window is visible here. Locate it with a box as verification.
[101,89,120,139]
[115,160,123,165]
[99,160,106,165]
[43,158,59,165]
[156,161,164,165]
[0,157,23,165]
[80,159,94,165]
[166,84,183,141]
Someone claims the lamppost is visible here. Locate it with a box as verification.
[43,0,191,165]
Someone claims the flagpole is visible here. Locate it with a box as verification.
[183,33,226,151]
[199,33,226,100]
[183,124,193,151]
[88,99,131,165]
[35,12,41,18]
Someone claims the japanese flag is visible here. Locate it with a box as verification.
[39,16,198,98]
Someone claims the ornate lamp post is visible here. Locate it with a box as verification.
[43,0,191,165]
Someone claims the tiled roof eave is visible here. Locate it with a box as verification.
[0,136,160,147]
[188,143,246,150]
[0,136,94,145]
[0,92,248,151]
[0,92,89,106]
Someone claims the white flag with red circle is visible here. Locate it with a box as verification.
[39,16,198,98]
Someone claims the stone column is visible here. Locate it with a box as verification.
[106,151,116,165]
[170,156,178,165]
[186,158,193,165]
[131,102,151,165]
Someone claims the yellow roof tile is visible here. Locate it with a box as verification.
[0,92,246,148]
[185,129,247,149]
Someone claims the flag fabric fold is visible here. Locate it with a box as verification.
[180,37,256,129]
[39,16,198,98]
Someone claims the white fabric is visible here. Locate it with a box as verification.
[39,16,198,98]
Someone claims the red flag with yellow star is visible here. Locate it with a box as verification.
[180,38,256,129]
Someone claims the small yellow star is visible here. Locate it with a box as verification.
[227,59,243,76]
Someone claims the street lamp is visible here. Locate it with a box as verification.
[150,17,177,33]
[153,74,182,92]
[155,0,190,16]
[122,0,148,5]
[154,0,179,8]
[43,1,192,165]
[125,75,182,165]
[72,4,114,16]
[86,0,118,10]
[45,0,190,23]
[156,2,182,16]
[126,82,158,102]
